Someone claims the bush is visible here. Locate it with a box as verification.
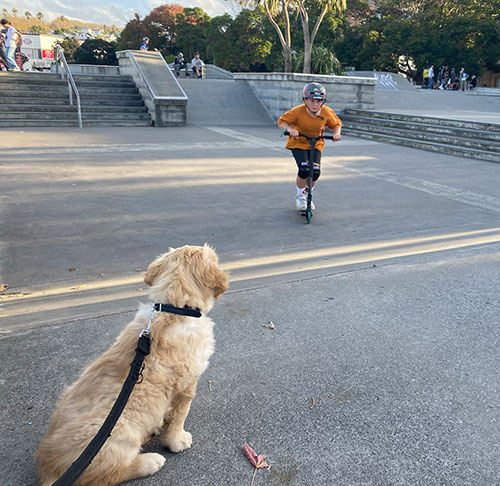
[74,39,117,65]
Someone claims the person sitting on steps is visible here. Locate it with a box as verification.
[174,52,189,77]
[191,52,204,78]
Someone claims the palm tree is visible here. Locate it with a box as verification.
[2,8,8,18]
[25,11,32,27]
[11,8,18,17]
[36,12,44,23]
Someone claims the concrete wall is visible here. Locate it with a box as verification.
[50,64,120,76]
[117,50,187,127]
[233,72,376,120]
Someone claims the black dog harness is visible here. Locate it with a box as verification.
[52,303,201,486]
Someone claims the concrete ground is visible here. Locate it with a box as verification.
[1,111,500,485]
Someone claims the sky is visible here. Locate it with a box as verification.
[1,0,241,26]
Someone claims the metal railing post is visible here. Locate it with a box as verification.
[54,45,82,128]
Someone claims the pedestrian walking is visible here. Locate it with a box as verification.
[0,18,21,71]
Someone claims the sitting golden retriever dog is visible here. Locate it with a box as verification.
[36,245,228,486]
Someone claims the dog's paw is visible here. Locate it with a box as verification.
[162,430,193,452]
[137,453,166,476]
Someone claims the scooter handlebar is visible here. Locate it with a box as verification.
[283,130,333,141]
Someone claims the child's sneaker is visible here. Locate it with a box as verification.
[310,200,315,210]
[295,194,307,210]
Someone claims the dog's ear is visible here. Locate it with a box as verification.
[210,265,229,299]
[202,245,229,299]
[144,258,163,287]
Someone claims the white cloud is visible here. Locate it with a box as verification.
[1,0,240,26]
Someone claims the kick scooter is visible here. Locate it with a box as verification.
[284,130,334,223]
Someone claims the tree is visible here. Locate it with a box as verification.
[142,3,184,51]
[116,13,144,50]
[11,8,18,17]
[2,8,8,18]
[332,0,500,78]
[298,0,346,73]
[174,7,211,59]
[56,37,80,63]
[24,11,32,27]
[29,25,48,34]
[36,11,44,23]
[74,39,118,65]
[262,0,293,72]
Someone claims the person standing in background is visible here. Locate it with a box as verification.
[427,65,434,89]
[140,37,149,51]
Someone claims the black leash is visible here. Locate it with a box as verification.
[52,303,201,486]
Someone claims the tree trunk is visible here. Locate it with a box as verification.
[263,0,293,73]
[300,2,330,74]
[303,38,312,74]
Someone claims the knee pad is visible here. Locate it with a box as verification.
[312,163,321,181]
[297,161,309,180]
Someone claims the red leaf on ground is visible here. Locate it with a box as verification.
[243,443,269,469]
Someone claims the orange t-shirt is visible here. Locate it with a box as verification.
[278,104,342,151]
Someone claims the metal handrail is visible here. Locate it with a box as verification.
[54,45,82,129]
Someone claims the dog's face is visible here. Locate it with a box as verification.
[144,245,228,311]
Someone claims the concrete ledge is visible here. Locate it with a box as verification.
[50,64,121,76]
[233,72,376,120]
[117,50,188,126]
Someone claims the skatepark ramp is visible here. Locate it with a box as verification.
[178,78,274,126]
[117,50,188,126]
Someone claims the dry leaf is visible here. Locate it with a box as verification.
[243,443,269,469]
[263,321,275,330]
[0,284,8,293]
[68,267,76,272]
[310,397,316,409]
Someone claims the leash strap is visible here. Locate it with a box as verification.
[52,334,151,486]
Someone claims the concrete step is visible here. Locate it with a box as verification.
[0,73,135,85]
[0,120,79,127]
[0,71,151,127]
[0,119,150,128]
[341,128,500,163]
[341,114,500,143]
[81,120,151,127]
[1,104,147,113]
[344,109,500,133]
[1,97,71,105]
[0,83,139,94]
[0,90,143,101]
[5,111,150,121]
[342,120,500,153]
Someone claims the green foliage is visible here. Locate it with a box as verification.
[290,45,343,74]
[56,37,80,63]
[28,25,48,34]
[333,0,500,76]
[74,39,117,65]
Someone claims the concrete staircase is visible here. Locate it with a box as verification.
[341,109,500,162]
[0,72,151,127]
